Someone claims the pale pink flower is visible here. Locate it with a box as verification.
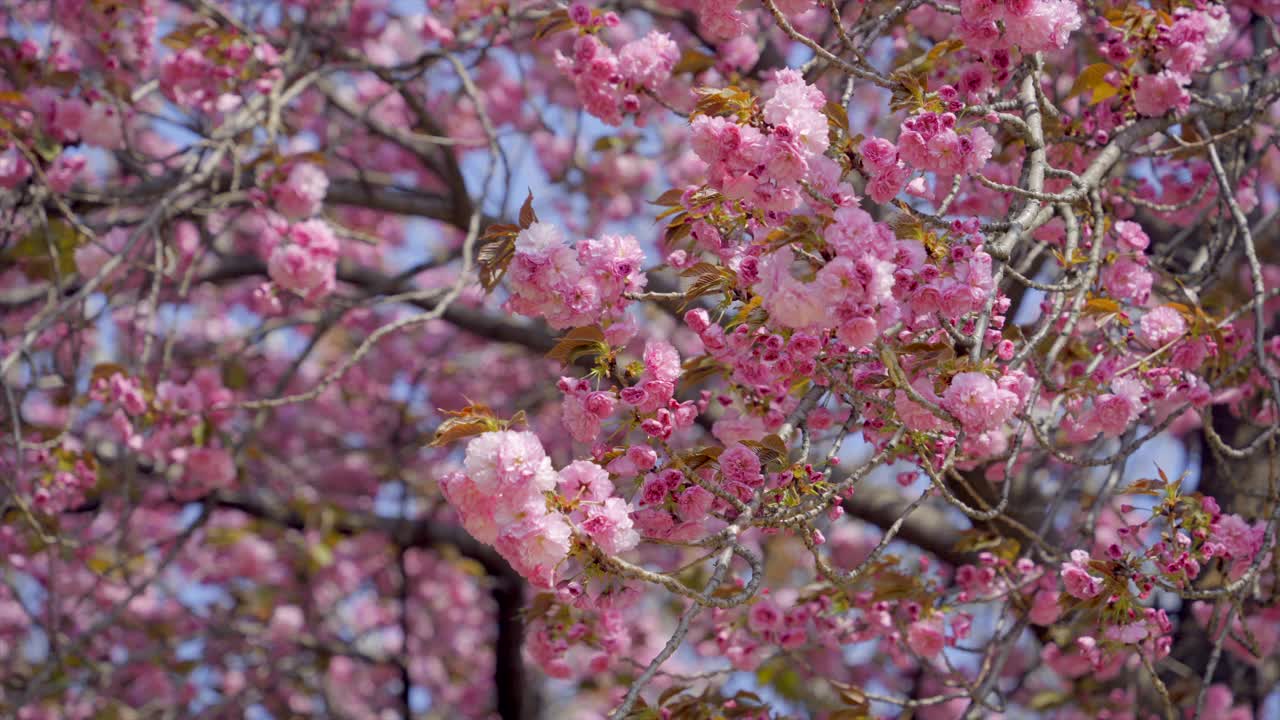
[1137,306,1187,348]
[748,599,783,634]
[1003,0,1081,51]
[859,137,899,175]
[176,447,236,501]
[1028,589,1061,625]
[558,460,614,502]
[1101,257,1153,304]
[1134,71,1189,117]
[273,162,328,220]
[942,372,1019,433]
[907,617,946,658]
[0,149,32,189]
[267,219,340,301]
[495,513,572,589]
[642,340,681,383]
[617,31,679,92]
[462,430,558,502]
[1092,393,1137,437]
[1113,220,1150,251]
[581,497,639,555]
[720,443,763,486]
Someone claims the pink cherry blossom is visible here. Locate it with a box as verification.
[1061,550,1103,599]
[1137,306,1188,348]
[942,372,1019,434]
[1134,71,1190,117]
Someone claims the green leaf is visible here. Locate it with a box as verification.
[86,549,115,575]
[1030,690,1070,710]
[307,541,334,569]
[222,360,250,390]
[4,220,84,280]
[191,419,208,448]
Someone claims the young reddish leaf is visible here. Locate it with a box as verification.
[518,191,538,229]
[545,326,608,367]
[650,188,685,207]
[429,403,503,447]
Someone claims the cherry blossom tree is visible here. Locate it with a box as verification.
[3,0,1280,718]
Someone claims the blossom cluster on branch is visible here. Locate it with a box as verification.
[2,0,1280,719]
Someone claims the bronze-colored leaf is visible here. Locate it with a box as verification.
[532,10,572,40]
[429,417,494,448]
[429,402,503,447]
[476,232,518,292]
[824,99,850,135]
[674,445,724,472]
[650,188,685,207]
[1083,295,1122,315]
[680,262,733,304]
[680,355,724,387]
[657,685,687,706]
[90,363,129,386]
[671,49,716,76]
[830,680,870,712]
[518,191,538,229]
[546,326,608,367]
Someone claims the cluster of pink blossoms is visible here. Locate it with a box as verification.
[155,371,238,501]
[564,461,639,556]
[527,604,643,680]
[895,112,995,177]
[21,446,96,515]
[84,368,238,503]
[558,377,617,445]
[271,162,329,221]
[690,69,849,215]
[266,218,341,303]
[554,22,679,126]
[505,222,646,330]
[700,579,972,673]
[1046,494,1274,674]
[1098,219,1158,308]
[440,431,569,588]
[958,0,1082,53]
[440,431,639,589]
[1061,549,1104,599]
[0,84,124,190]
[750,205,901,340]
[891,367,1030,460]
[941,372,1020,435]
[688,307,824,405]
[1134,6,1231,117]
[858,136,913,204]
[693,0,749,41]
[160,37,282,114]
[25,87,126,149]
[621,340,699,441]
[171,447,238,502]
